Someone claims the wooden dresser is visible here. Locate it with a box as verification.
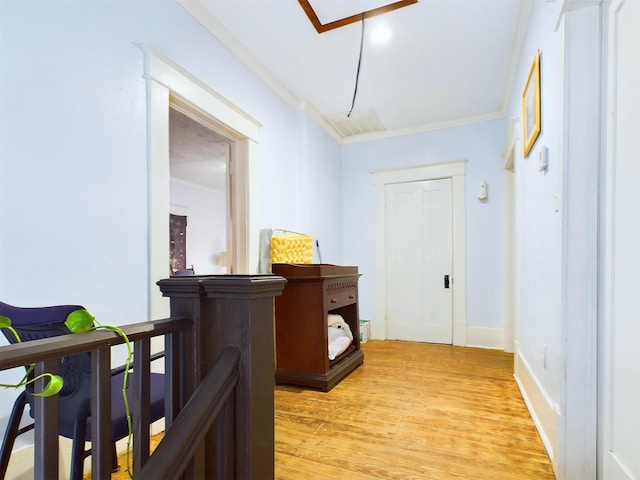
[272,263,364,391]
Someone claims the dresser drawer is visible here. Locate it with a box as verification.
[326,281,358,309]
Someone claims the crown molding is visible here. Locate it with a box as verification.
[500,0,533,119]
[177,0,302,111]
[555,0,600,31]
[177,0,511,146]
[178,0,350,143]
[299,101,344,143]
[342,110,504,144]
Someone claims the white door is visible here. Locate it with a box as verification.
[385,178,453,343]
[600,1,640,478]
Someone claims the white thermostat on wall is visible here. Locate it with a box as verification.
[477,181,488,200]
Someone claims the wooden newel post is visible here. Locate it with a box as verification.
[157,274,286,479]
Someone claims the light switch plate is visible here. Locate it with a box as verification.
[539,146,549,172]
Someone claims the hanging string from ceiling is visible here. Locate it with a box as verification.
[347,12,366,118]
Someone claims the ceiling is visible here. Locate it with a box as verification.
[170,0,532,190]
[180,0,533,143]
[170,108,229,191]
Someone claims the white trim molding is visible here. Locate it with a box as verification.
[514,347,560,468]
[502,117,519,354]
[145,46,261,141]
[501,117,520,169]
[556,3,601,479]
[178,0,530,146]
[372,160,467,345]
[465,327,505,350]
[144,46,260,319]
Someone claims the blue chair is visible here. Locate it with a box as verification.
[0,301,165,480]
[171,264,195,276]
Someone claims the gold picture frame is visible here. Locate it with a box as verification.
[522,49,541,157]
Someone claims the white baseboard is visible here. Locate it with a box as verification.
[370,324,506,349]
[465,326,504,349]
[4,420,166,479]
[4,442,71,480]
[5,445,37,480]
[514,348,559,468]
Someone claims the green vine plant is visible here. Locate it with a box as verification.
[0,316,64,397]
[1,310,135,479]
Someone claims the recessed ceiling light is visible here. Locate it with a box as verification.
[370,26,392,44]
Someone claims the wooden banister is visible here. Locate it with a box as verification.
[0,316,191,371]
[137,346,240,479]
[0,274,285,480]
[157,274,286,479]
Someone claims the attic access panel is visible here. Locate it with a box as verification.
[299,0,418,33]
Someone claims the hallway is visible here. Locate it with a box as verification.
[275,340,554,479]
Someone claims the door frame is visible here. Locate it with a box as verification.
[598,0,638,477]
[373,160,467,345]
[384,178,454,343]
[145,46,261,319]
[502,117,519,353]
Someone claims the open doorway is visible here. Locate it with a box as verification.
[146,48,261,320]
[169,108,230,276]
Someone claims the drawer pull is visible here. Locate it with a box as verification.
[349,294,355,299]
[330,298,337,303]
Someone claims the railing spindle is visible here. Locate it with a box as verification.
[165,329,181,427]
[133,337,152,475]
[33,359,59,480]
[1,273,285,480]
[91,345,113,479]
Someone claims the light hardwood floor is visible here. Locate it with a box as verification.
[105,340,554,479]
[275,340,555,479]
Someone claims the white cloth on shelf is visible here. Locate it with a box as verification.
[327,313,353,360]
[327,313,353,340]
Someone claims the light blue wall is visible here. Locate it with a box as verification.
[0,0,569,467]
[254,110,343,264]
[297,112,344,264]
[342,119,508,329]
[506,0,563,408]
[0,0,343,443]
[0,0,343,310]
[170,178,227,275]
